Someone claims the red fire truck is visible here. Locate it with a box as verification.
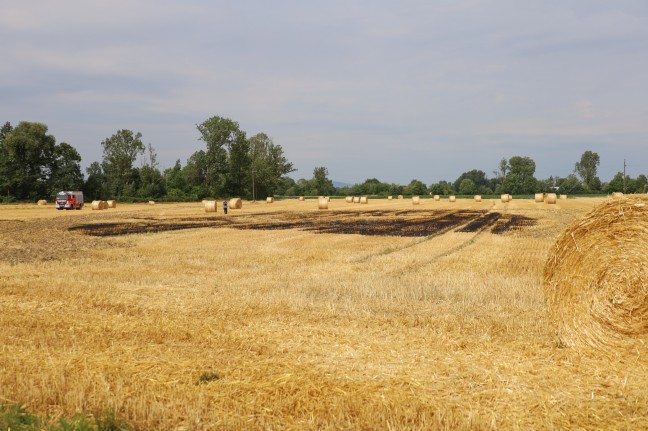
[55,191,84,210]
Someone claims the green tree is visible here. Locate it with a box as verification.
[574,150,600,192]
[183,150,209,199]
[454,169,488,192]
[50,142,84,193]
[311,166,335,196]
[458,178,477,195]
[101,129,145,197]
[248,133,294,199]
[197,116,245,196]
[604,172,625,194]
[557,174,584,194]
[429,181,454,196]
[84,161,106,200]
[406,179,428,196]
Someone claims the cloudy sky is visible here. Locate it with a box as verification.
[1,1,647,185]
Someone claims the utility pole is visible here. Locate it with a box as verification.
[623,159,627,194]
[252,170,255,202]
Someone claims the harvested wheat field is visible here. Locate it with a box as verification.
[2,197,648,430]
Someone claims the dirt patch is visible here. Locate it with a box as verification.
[68,210,536,238]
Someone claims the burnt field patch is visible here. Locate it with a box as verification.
[69,210,536,238]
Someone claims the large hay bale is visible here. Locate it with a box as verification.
[544,195,648,351]
[353,196,360,204]
[433,195,440,201]
[360,196,368,204]
[500,194,509,203]
[266,197,274,203]
[204,200,217,213]
[37,199,47,206]
[229,198,242,209]
[107,200,117,208]
[474,195,482,202]
[91,200,102,210]
[534,193,545,203]
[318,197,328,210]
[449,195,456,203]
[545,193,557,204]
[100,201,108,210]
[388,196,393,200]
[345,196,353,203]
[412,196,420,205]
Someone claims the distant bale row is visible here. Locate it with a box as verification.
[544,195,648,353]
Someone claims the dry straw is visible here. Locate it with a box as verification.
[535,193,545,203]
[560,194,567,200]
[229,198,242,209]
[345,196,353,203]
[299,196,304,201]
[501,194,509,203]
[91,200,102,210]
[474,195,481,202]
[360,196,368,204]
[449,195,456,203]
[412,196,420,205]
[611,192,624,199]
[434,195,440,201]
[353,196,360,203]
[544,195,648,352]
[204,200,217,213]
[148,201,155,205]
[107,200,117,208]
[37,199,47,206]
[545,193,557,204]
[266,197,274,203]
[100,201,109,210]
[318,197,328,210]
[388,196,393,200]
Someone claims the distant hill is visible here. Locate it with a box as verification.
[333,181,352,188]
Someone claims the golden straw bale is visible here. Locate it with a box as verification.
[474,195,481,202]
[360,196,368,204]
[148,201,155,205]
[229,198,242,209]
[204,200,217,213]
[434,195,440,201]
[353,196,360,203]
[611,192,624,199]
[91,200,102,210]
[37,199,47,206]
[345,196,353,203]
[266,197,274,203]
[106,200,117,208]
[449,195,456,202]
[412,196,420,205]
[299,196,304,201]
[501,194,509,203]
[545,193,557,204]
[534,193,544,203]
[100,201,108,210]
[318,197,328,210]
[508,194,513,201]
[544,195,648,352]
[388,196,392,200]
[560,194,567,200]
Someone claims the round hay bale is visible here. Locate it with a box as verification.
[398,195,403,200]
[107,200,117,208]
[500,194,509,203]
[360,196,368,204]
[100,201,109,210]
[388,196,393,200]
[91,200,102,210]
[449,195,456,203]
[266,197,274,203]
[611,192,624,199]
[299,196,305,201]
[560,194,567,200]
[204,200,217,213]
[474,195,482,202]
[544,195,648,352]
[37,199,47,206]
[229,198,242,209]
[412,196,420,205]
[545,193,557,204]
[353,196,360,204]
[534,193,545,203]
[148,201,155,205]
[345,196,353,203]
[433,195,440,201]
[318,197,328,210]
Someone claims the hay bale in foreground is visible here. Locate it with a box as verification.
[544,195,648,352]
[545,193,557,204]
[449,195,456,202]
[229,198,242,209]
[204,200,217,213]
[360,196,368,204]
[107,200,117,208]
[412,196,420,205]
[318,197,328,210]
[535,193,545,203]
[266,197,274,203]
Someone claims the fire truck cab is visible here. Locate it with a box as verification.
[55,191,84,210]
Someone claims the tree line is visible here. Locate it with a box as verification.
[1,117,646,203]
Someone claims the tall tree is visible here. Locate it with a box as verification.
[50,142,84,192]
[197,116,245,196]
[574,150,600,192]
[249,133,294,199]
[101,129,144,197]
[311,166,335,196]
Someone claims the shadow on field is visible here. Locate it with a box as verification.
[69,210,536,238]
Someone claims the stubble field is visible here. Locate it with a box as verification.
[1,197,647,430]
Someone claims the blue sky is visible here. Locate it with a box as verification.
[1,1,647,184]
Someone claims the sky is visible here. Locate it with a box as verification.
[1,0,647,185]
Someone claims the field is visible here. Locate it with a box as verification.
[2,197,648,430]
